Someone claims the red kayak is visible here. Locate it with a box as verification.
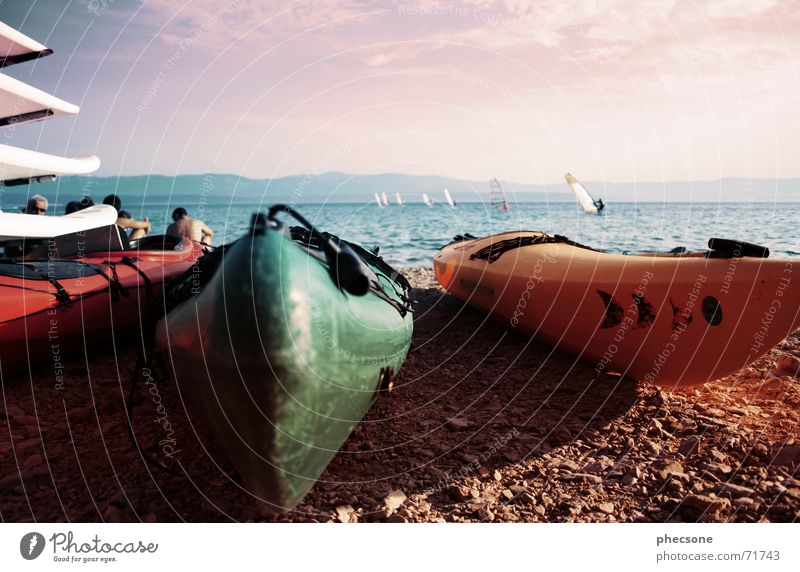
[0,231,204,378]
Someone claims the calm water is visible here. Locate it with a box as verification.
[125,201,800,267]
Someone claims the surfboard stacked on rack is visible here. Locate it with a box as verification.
[0,20,100,189]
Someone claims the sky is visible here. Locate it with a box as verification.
[0,0,798,184]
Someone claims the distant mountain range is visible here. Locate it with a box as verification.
[1,172,797,209]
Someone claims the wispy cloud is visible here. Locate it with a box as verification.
[140,0,385,50]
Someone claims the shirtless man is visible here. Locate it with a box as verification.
[166,208,213,245]
[102,194,150,240]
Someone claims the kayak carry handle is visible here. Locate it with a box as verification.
[263,205,371,296]
[707,238,770,259]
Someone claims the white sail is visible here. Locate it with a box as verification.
[374,192,385,207]
[489,178,509,212]
[395,192,404,206]
[443,188,455,207]
[565,173,603,214]
[422,192,433,207]
[381,191,389,207]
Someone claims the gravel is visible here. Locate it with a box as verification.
[1,267,798,523]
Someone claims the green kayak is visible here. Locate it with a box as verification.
[155,206,413,513]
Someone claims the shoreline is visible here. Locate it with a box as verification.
[0,267,798,522]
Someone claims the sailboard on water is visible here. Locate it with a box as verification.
[444,188,455,208]
[565,173,605,214]
[489,178,509,212]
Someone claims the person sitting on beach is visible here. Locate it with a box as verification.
[116,210,149,241]
[3,195,48,258]
[102,194,150,239]
[24,194,48,215]
[166,207,213,245]
[65,196,94,214]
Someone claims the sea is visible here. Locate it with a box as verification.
[20,198,800,267]
[122,200,799,268]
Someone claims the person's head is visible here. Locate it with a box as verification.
[79,196,95,210]
[64,201,81,214]
[117,210,132,220]
[171,207,188,221]
[25,195,48,215]
[102,194,121,212]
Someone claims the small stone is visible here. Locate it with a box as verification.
[678,437,701,456]
[501,489,514,501]
[733,499,762,516]
[335,505,354,523]
[102,505,126,523]
[14,438,41,453]
[384,490,406,513]
[515,492,536,505]
[384,514,407,523]
[583,460,610,474]
[772,445,800,467]
[681,494,731,515]
[621,466,642,485]
[710,449,726,463]
[783,488,800,501]
[22,454,43,469]
[570,473,602,485]
[598,502,614,514]
[446,417,470,431]
[643,441,662,456]
[714,483,755,498]
[557,460,580,472]
[5,405,26,418]
[446,485,470,501]
[668,471,691,483]
[708,463,733,476]
[773,353,800,377]
[652,459,684,480]
[493,470,502,482]
[459,453,480,464]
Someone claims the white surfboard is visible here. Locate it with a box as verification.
[0,73,79,127]
[0,143,100,185]
[0,21,52,68]
[0,204,117,240]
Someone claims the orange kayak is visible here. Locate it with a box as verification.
[0,233,204,378]
[433,232,800,388]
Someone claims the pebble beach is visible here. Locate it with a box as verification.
[1,267,798,523]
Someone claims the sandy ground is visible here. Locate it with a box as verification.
[1,267,798,522]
